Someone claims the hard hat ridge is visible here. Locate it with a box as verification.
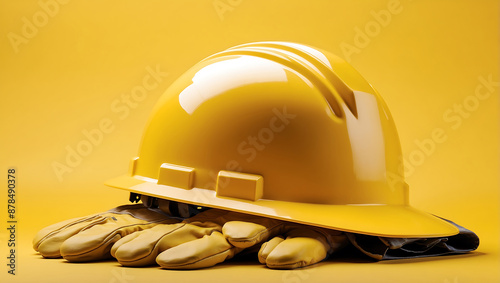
[210,42,358,118]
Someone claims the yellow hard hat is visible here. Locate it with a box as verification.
[106,42,459,238]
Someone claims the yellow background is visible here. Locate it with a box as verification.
[0,0,498,282]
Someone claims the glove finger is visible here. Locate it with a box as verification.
[263,227,333,269]
[113,222,221,267]
[264,237,329,269]
[156,231,234,269]
[258,236,284,264]
[223,220,282,249]
[285,226,348,253]
[33,204,168,259]
[185,209,284,249]
[60,212,174,262]
[33,214,104,258]
[110,229,144,258]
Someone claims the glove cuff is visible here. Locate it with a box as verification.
[107,204,171,223]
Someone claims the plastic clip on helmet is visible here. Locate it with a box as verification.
[106,42,459,238]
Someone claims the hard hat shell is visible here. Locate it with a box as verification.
[106,42,458,238]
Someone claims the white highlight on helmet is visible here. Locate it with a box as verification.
[344,91,386,181]
[179,56,287,114]
[282,42,333,69]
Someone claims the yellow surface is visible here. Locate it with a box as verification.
[0,0,498,282]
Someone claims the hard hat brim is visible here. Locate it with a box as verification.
[106,174,459,238]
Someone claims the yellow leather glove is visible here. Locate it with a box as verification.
[32,204,177,262]
[111,208,283,269]
[258,225,348,269]
[34,203,347,269]
[111,208,347,269]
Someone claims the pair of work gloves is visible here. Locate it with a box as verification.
[33,202,479,269]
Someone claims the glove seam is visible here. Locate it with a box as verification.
[115,223,187,264]
[35,215,102,250]
[159,247,233,269]
[62,218,172,258]
[228,222,283,244]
